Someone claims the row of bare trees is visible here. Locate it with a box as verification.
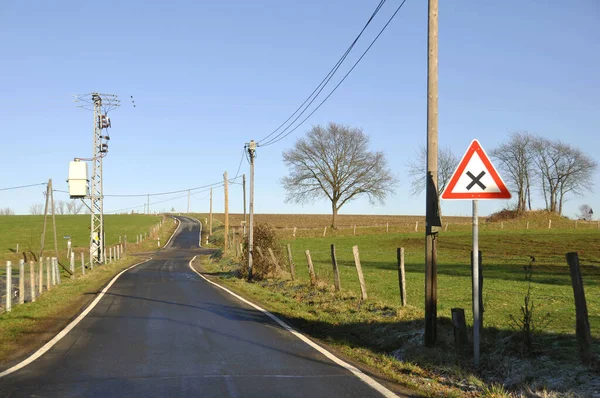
[407,132,597,215]
[29,200,86,215]
[491,132,597,214]
[281,124,597,228]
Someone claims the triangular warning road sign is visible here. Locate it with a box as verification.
[441,139,511,200]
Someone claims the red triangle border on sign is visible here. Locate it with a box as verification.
[441,139,511,200]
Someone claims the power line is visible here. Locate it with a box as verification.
[256,0,388,146]
[101,178,239,198]
[259,0,408,148]
[106,191,192,214]
[233,146,246,181]
[0,182,47,192]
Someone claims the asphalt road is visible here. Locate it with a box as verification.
[0,216,394,397]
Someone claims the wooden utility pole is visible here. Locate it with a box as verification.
[39,179,51,259]
[242,174,247,236]
[424,0,440,347]
[224,171,229,254]
[209,188,213,235]
[147,194,150,214]
[49,180,59,261]
[248,141,256,280]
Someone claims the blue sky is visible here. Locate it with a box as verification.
[1,0,598,218]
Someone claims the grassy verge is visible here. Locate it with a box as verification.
[194,221,600,397]
[0,217,177,367]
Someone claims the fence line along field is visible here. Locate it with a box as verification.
[0,214,164,268]
[198,211,599,339]
[198,212,599,395]
[200,210,599,237]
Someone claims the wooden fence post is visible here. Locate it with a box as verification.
[471,250,483,329]
[19,259,25,305]
[353,225,356,235]
[54,257,61,284]
[46,257,50,291]
[29,261,36,303]
[451,308,468,347]
[566,252,594,364]
[51,257,56,286]
[397,248,406,306]
[70,252,75,278]
[548,219,552,229]
[268,248,281,274]
[38,258,43,294]
[56,258,62,284]
[352,246,368,300]
[526,221,529,230]
[386,222,389,233]
[331,244,341,292]
[256,246,265,261]
[415,221,418,232]
[304,250,317,286]
[286,244,295,280]
[6,261,12,312]
[293,227,297,238]
[322,226,327,237]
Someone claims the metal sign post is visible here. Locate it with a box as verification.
[472,199,480,364]
[441,139,510,366]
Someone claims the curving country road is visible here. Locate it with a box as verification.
[0,216,398,397]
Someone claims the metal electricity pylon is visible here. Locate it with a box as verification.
[74,93,120,264]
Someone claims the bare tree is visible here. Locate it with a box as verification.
[29,203,44,215]
[490,132,534,213]
[532,138,598,214]
[578,204,593,221]
[65,200,84,215]
[406,144,459,196]
[282,123,398,228]
[0,207,15,215]
[72,200,84,214]
[55,200,66,215]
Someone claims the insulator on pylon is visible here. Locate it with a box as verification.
[100,115,111,129]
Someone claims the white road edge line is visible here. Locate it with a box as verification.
[163,217,181,248]
[188,255,398,398]
[0,258,152,378]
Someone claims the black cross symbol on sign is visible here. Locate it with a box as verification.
[466,171,486,190]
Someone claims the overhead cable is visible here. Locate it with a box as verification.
[256,0,388,146]
[259,0,408,147]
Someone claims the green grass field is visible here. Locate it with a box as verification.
[199,215,600,396]
[0,214,164,267]
[283,228,600,337]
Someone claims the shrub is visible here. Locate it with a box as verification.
[240,223,285,280]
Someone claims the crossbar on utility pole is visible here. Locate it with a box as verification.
[425,0,440,347]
